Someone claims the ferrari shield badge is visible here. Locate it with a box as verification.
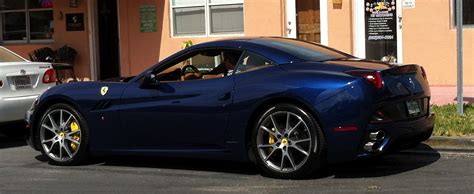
[100,86,109,96]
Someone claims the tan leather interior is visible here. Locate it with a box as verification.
[202,74,223,79]
[181,73,201,81]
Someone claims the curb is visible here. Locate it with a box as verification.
[424,136,474,151]
[401,135,474,155]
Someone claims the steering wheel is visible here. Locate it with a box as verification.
[181,65,202,79]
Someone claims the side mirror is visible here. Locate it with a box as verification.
[140,71,159,89]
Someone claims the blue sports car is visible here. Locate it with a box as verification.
[25,37,435,179]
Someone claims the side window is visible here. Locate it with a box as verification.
[185,53,220,74]
[154,49,242,82]
[156,52,222,82]
[235,52,274,74]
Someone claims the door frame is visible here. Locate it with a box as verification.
[285,0,328,46]
[87,0,99,81]
[353,0,403,63]
[87,0,122,80]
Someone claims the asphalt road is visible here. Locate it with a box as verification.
[0,134,473,194]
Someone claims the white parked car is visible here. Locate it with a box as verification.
[0,46,56,136]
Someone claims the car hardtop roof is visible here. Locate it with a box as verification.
[186,37,316,64]
[192,37,298,48]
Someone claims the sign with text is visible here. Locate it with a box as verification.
[140,5,157,33]
[402,0,415,9]
[66,13,85,31]
[365,0,398,62]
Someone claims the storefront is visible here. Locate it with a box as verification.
[1,0,472,85]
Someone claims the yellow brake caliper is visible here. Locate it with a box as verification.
[268,127,276,144]
[70,122,80,152]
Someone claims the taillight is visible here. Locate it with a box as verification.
[346,70,383,89]
[0,80,3,88]
[420,66,427,80]
[42,69,56,84]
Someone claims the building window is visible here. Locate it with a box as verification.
[453,0,474,27]
[171,0,244,36]
[0,0,54,43]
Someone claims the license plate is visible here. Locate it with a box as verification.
[406,100,421,116]
[13,76,32,89]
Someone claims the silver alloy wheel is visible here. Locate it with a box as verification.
[257,111,314,173]
[40,109,81,162]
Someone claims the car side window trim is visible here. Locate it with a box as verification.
[232,51,277,75]
[132,47,245,84]
[148,47,246,83]
[153,47,245,75]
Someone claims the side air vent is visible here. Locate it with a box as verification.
[92,100,111,110]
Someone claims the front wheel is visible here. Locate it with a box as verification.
[36,103,89,165]
[251,104,326,179]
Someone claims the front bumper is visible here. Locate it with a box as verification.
[25,105,39,150]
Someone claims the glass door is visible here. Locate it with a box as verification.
[359,0,403,63]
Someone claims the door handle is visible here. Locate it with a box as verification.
[218,92,231,101]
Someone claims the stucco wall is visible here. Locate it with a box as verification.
[5,0,91,79]
[327,0,353,54]
[118,0,285,76]
[402,0,473,85]
[5,0,470,86]
[326,0,473,85]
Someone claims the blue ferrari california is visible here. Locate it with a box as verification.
[26,37,435,179]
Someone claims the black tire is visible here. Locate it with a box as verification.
[250,103,326,179]
[36,103,89,165]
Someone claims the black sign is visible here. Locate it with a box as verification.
[66,13,85,31]
[365,0,397,62]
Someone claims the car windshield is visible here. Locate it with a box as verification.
[254,38,351,62]
[0,47,27,62]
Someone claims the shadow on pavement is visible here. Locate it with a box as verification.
[92,143,440,179]
[0,134,27,149]
[100,156,259,175]
[34,154,50,162]
[326,143,441,179]
[0,122,28,149]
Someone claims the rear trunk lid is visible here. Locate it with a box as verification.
[324,58,431,122]
[323,58,430,97]
[381,64,429,98]
[0,62,54,99]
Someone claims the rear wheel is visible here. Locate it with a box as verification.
[37,103,89,165]
[251,103,326,179]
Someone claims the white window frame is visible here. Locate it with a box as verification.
[0,0,54,44]
[450,0,474,29]
[170,0,245,38]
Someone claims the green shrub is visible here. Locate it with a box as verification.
[431,104,474,136]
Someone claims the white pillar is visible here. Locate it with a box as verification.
[286,0,297,38]
[353,0,366,58]
[320,0,329,46]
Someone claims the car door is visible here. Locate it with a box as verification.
[116,50,238,149]
[118,78,234,149]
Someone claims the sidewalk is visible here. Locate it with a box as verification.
[430,86,474,105]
